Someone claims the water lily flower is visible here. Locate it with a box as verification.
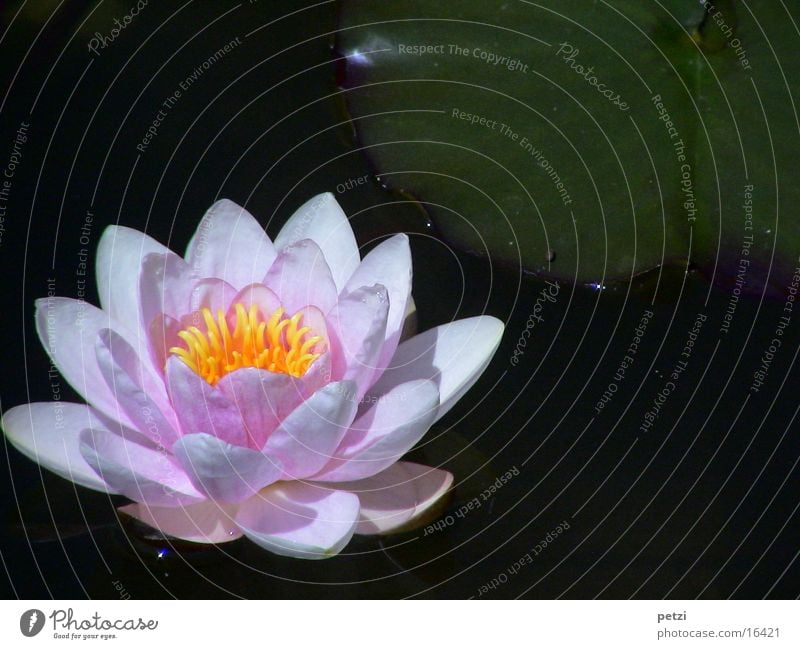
[2,194,503,558]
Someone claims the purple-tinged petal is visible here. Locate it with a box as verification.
[79,428,203,506]
[326,284,389,399]
[165,357,248,447]
[226,283,282,318]
[96,329,180,449]
[147,313,182,376]
[139,252,197,328]
[236,482,359,559]
[343,234,412,383]
[274,193,359,293]
[2,402,117,493]
[263,240,338,315]
[172,433,283,503]
[188,277,239,316]
[119,500,242,544]
[96,225,170,345]
[35,297,137,429]
[264,381,358,480]
[335,461,453,535]
[370,316,504,423]
[216,368,306,449]
[185,199,277,289]
[301,350,333,395]
[312,379,439,482]
[284,304,331,385]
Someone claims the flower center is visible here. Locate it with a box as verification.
[169,303,323,384]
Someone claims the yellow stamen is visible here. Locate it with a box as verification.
[169,303,324,384]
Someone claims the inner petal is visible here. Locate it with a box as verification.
[169,302,326,385]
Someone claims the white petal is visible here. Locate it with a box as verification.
[172,433,283,503]
[335,461,453,534]
[35,297,137,429]
[325,283,389,398]
[264,381,358,480]
[274,193,359,292]
[370,316,504,422]
[96,225,170,345]
[2,402,115,493]
[119,500,242,544]
[185,199,277,289]
[343,234,412,383]
[236,482,360,559]
[263,240,338,315]
[96,329,180,448]
[79,428,203,506]
[312,379,439,482]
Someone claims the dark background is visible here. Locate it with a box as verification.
[0,0,797,599]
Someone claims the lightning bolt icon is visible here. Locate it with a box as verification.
[28,611,38,632]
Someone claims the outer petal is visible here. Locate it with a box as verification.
[274,193,359,293]
[165,357,249,447]
[79,428,203,506]
[334,461,453,535]
[185,199,277,289]
[96,225,170,344]
[343,234,412,382]
[263,240,338,315]
[326,284,389,399]
[264,381,358,480]
[139,252,197,328]
[172,433,283,503]
[35,297,136,429]
[119,500,242,544]
[311,379,439,482]
[2,402,116,493]
[216,368,307,449]
[369,316,504,422]
[235,482,360,559]
[96,329,180,448]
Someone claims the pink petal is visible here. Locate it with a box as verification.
[343,234,412,384]
[311,379,439,482]
[2,402,116,493]
[165,357,249,446]
[119,500,242,544]
[216,368,307,449]
[35,297,137,429]
[264,381,358,480]
[185,199,277,289]
[263,240,338,315]
[96,329,180,449]
[334,461,453,534]
[226,283,282,318]
[139,252,197,327]
[79,428,203,506]
[280,304,331,386]
[172,433,283,503]
[96,225,171,348]
[188,277,239,315]
[147,313,183,376]
[326,284,389,399]
[235,482,360,559]
[274,193,359,293]
[300,350,333,395]
[370,316,504,423]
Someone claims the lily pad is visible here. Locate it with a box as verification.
[336,0,799,293]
